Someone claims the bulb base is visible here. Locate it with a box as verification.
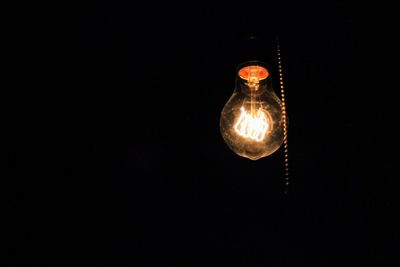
[238,65,269,81]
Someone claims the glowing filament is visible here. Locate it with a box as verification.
[234,106,269,142]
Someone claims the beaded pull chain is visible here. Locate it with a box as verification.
[277,39,290,195]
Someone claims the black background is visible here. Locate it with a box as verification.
[7,1,398,266]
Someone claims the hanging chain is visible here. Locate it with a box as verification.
[277,39,290,195]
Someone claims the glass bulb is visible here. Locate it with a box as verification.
[220,61,284,160]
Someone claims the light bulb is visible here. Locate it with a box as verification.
[220,61,284,160]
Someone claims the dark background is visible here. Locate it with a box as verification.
[7,1,398,266]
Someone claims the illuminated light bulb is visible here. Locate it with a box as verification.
[220,61,284,160]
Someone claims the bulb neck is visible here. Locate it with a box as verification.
[235,61,273,96]
[236,73,273,96]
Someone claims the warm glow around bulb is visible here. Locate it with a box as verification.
[234,106,269,142]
